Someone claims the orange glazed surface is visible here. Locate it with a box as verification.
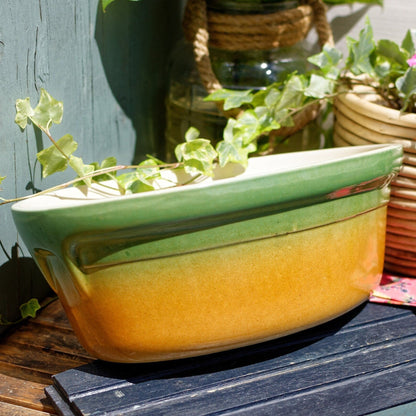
[61,207,386,363]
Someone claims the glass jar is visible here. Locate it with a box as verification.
[165,0,325,160]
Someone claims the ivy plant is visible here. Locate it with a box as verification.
[1,88,222,206]
[206,18,416,155]
[2,18,415,207]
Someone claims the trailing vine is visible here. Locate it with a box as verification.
[1,19,416,207]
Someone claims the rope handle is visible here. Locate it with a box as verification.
[183,0,334,94]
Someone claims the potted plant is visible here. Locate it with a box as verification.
[0,79,401,362]
[0,0,406,359]
[9,92,402,361]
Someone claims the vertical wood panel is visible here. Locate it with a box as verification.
[0,0,184,327]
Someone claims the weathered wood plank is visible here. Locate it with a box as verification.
[7,301,91,359]
[0,299,92,389]
[0,299,91,413]
[0,374,55,414]
[371,402,416,416]
[7,325,91,360]
[0,343,90,378]
[30,299,74,331]
[0,401,53,416]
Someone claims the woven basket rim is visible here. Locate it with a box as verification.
[338,85,416,128]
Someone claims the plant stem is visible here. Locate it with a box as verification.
[0,162,184,206]
[41,126,71,161]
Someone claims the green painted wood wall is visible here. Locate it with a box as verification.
[0,0,185,328]
[0,0,413,329]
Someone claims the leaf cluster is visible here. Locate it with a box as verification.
[11,89,226,200]
[205,45,341,157]
[344,18,416,112]
[204,18,416,160]
[15,89,122,188]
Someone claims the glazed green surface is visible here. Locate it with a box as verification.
[65,189,387,272]
[12,144,402,265]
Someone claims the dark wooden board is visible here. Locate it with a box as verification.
[0,299,93,414]
[46,302,416,416]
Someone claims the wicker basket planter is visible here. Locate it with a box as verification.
[334,85,416,276]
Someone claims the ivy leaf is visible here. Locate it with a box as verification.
[101,156,118,170]
[102,0,116,10]
[0,298,41,325]
[102,0,141,12]
[175,128,217,176]
[274,74,306,112]
[377,39,408,68]
[216,140,256,167]
[117,172,154,194]
[251,85,279,108]
[15,89,63,133]
[20,298,41,319]
[274,108,294,127]
[127,180,155,193]
[308,44,342,80]
[233,110,261,145]
[15,98,33,129]
[217,119,256,167]
[255,106,281,132]
[205,88,253,110]
[118,159,160,194]
[144,154,166,165]
[185,126,200,142]
[401,29,416,56]
[264,88,281,107]
[88,157,118,183]
[69,156,96,186]
[346,18,376,76]
[135,158,161,179]
[31,89,63,132]
[261,75,307,127]
[37,134,77,178]
[305,74,335,99]
[396,67,416,112]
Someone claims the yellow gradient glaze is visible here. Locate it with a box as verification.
[56,207,387,362]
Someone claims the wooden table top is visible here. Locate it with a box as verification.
[0,299,93,415]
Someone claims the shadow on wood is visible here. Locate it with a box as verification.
[0,243,52,334]
[94,0,185,162]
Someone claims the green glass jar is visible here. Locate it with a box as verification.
[165,0,325,160]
